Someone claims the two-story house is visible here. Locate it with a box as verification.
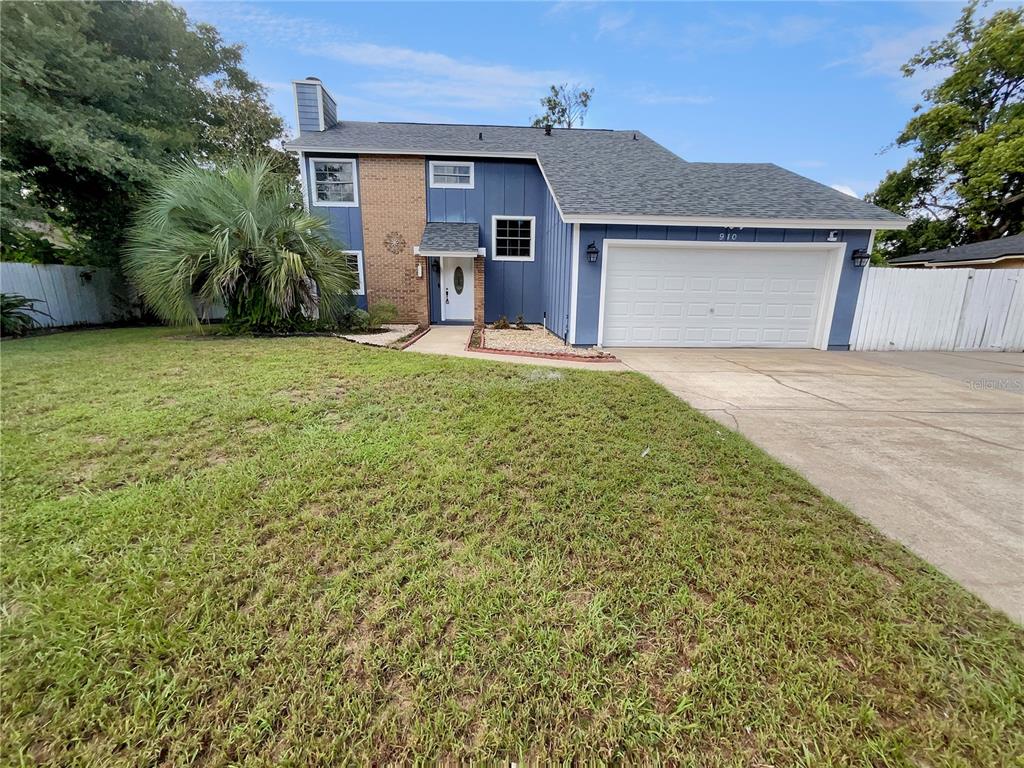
[286,78,907,349]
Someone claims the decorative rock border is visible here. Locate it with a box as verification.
[468,328,620,363]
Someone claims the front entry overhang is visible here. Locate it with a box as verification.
[416,222,485,259]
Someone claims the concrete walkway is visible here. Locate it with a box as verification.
[616,348,1024,622]
[404,325,629,370]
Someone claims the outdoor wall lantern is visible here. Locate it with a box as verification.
[851,248,871,267]
[586,242,600,263]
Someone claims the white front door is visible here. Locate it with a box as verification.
[601,242,842,348]
[441,257,474,322]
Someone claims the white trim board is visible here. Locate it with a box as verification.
[565,213,909,231]
[307,156,359,208]
[568,223,580,344]
[344,250,365,295]
[595,239,846,351]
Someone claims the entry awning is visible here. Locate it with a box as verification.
[419,222,482,257]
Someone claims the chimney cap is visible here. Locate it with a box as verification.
[305,76,321,82]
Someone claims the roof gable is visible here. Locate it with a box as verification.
[286,121,907,227]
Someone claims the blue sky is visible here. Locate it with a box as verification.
[184,1,987,199]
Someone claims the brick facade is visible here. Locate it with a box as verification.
[473,257,485,327]
[358,155,428,325]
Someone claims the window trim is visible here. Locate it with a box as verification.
[308,157,359,208]
[344,250,365,295]
[429,160,475,189]
[491,215,536,262]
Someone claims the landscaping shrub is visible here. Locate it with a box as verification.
[493,315,510,329]
[346,308,370,333]
[514,314,528,330]
[367,301,398,330]
[124,156,356,333]
[0,293,48,337]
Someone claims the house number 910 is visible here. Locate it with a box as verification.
[719,232,738,241]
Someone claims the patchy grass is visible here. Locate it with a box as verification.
[1,328,1022,765]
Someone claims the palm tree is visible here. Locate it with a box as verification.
[125,156,356,332]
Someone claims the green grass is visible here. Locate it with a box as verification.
[2,328,1021,766]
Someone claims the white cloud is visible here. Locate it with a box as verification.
[830,184,859,198]
[827,22,952,100]
[185,3,578,121]
[315,40,573,112]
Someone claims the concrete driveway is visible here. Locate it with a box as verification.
[616,348,1024,621]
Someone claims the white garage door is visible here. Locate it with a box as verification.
[601,243,840,348]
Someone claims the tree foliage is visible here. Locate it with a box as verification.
[868,1,1024,260]
[125,157,356,333]
[0,1,287,266]
[531,84,595,128]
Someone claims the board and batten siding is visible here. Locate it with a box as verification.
[303,152,367,310]
[540,188,573,339]
[1,262,131,327]
[572,225,870,347]
[850,266,1024,351]
[426,158,556,325]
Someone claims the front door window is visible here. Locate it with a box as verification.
[453,266,464,294]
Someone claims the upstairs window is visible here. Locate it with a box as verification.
[309,158,358,206]
[492,216,535,261]
[429,161,474,189]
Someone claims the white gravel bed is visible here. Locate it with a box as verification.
[483,324,610,357]
[339,324,418,347]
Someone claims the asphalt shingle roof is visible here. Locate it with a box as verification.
[888,233,1024,264]
[288,121,906,225]
[421,222,479,253]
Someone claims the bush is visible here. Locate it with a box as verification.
[347,309,370,333]
[514,314,528,330]
[367,301,398,330]
[493,315,510,330]
[1,293,48,337]
[125,156,357,334]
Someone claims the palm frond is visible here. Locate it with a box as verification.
[124,155,357,330]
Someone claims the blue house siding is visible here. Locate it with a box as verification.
[540,189,573,340]
[294,83,321,133]
[573,226,870,348]
[302,152,367,310]
[426,158,550,324]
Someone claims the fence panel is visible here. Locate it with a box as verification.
[850,266,1023,352]
[1,262,132,327]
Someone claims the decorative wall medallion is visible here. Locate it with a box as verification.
[384,231,406,254]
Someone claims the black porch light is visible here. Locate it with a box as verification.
[586,241,600,263]
[850,248,871,267]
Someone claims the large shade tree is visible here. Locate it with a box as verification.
[868,1,1024,261]
[0,1,287,266]
[125,157,356,333]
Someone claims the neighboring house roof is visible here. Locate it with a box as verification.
[420,222,480,254]
[888,233,1024,266]
[287,122,907,228]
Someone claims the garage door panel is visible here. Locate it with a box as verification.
[602,244,835,348]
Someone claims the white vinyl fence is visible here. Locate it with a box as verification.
[850,267,1024,352]
[1,262,134,327]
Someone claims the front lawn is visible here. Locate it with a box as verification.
[2,328,1021,765]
